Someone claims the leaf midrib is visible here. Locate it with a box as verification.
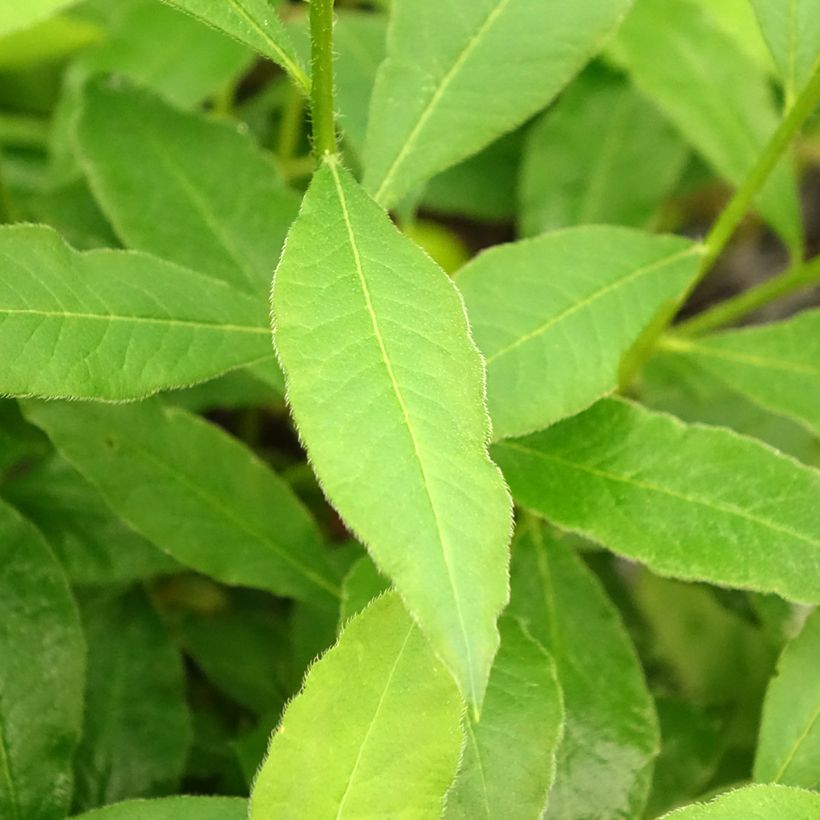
[327,159,477,700]
[772,702,820,784]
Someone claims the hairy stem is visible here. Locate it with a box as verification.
[676,254,820,336]
[309,0,337,161]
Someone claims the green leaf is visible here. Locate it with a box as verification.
[72,587,191,812]
[22,400,341,608]
[0,0,76,37]
[0,498,85,820]
[71,797,248,820]
[363,0,635,208]
[659,784,820,818]
[1,453,178,585]
[660,310,820,437]
[158,0,309,93]
[456,226,702,439]
[611,0,802,252]
[519,68,687,236]
[443,617,564,820]
[339,555,390,626]
[493,398,820,604]
[249,593,463,820]
[272,157,512,708]
[750,0,820,106]
[0,15,103,71]
[508,521,659,820]
[75,80,300,296]
[0,224,274,401]
[754,607,820,787]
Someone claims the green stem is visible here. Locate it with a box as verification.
[309,0,337,161]
[676,254,820,336]
[277,85,305,164]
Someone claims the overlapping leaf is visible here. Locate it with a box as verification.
[0,225,274,401]
[273,157,512,708]
[364,0,634,207]
[456,226,702,439]
[250,593,463,819]
[660,784,820,818]
[494,398,820,603]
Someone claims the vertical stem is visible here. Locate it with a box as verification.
[309,0,337,161]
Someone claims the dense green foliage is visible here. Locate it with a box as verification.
[0,1,819,818]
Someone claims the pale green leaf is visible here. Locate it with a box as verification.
[249,593,464,820]
[750,0,820,105]
[0,225,273,401]
[272,157,512,708]
[493,398,820,603]
[71,797,247,820]
[659,784,820,818]
[73,587,191,811]
[660,310,820,437]
[0,0,76,37]
[1,453,178,585]
[456,226,702,439]
[22,400,341,608]
[363,0,634,208]
[158,0,308,92]
[519,68,687,235]
[611,0,802,252]
[700,0,776,72]
[444,617,564,820]
[339,555,390,626]
[0,498,85,820]
[0,15,103,71]
[754,607,820,787]
[75,80,300,296]
[508,521,659,820]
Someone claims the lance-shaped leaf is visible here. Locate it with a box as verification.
[0,0,74,37]
[519,68,687,236]
[158,0,308,92]
[493,398,820,604]
[272,157,512,708]
[754,607,820,787]
[0,225,274,401]
[73,588,191,812]
[444,617,564,820]
[0,499,85,820]
[610,0,802,252]
[659,784,820,819]
[22,400,341,609]
[72,797,248,820]
[456,226,702,439]
[508,521,659,820]
[660,310,820,437]
[75,80,300,297]
[363,0,634,208]
[250,593,464,819]
[750,0,820,106]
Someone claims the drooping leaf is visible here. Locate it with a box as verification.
[0,0,76,37]
[0,225,275,401]
[750,0,820,106]
[158,0,309,92]
[22,400,341,609]
[1,453,178,585]
[754,607,820,787]
[272,157,512,708]
[444,617,564,820]
[363,0,635,208]
[519,68,687,236]
[508,520,659,820]
[72,587,191,812]
[456,226,702,439]
[610,0,802,252]
[0,498,85,820]
[660,310,820,437]
[71,797,248,820]
[339,554,390,626]
[75,80,300,296]
[493,398,820,604]
[659,784,820,818]
[250,593,463,819]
